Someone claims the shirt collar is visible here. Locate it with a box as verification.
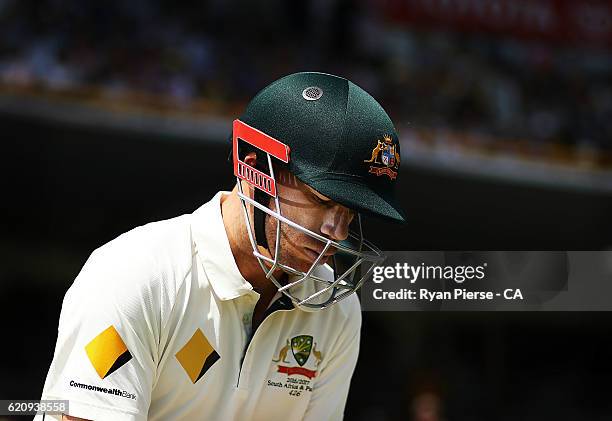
[191,191,255,300]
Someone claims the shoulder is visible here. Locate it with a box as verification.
[67,214,195,318]
[301,293,361,339]
[333,294,362,332]
[95,214,192,262]
[304,294,361,374]
[88,214,193,280]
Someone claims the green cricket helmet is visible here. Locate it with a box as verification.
[232,72,406,310]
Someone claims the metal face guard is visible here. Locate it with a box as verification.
[236,186,385,310]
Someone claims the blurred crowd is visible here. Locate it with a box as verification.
[0,0,611,154]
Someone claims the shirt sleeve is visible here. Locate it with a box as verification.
[303,303,362,421]
[35,235,168,421]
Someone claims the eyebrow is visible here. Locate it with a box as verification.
[308,188,332,202]
[308,188,357,217]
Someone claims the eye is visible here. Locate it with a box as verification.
[312,193,332,206]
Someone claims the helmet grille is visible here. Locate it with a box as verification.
[302,86,323,101]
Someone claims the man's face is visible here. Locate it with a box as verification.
[263,169,355,274]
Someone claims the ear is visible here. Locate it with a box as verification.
[244,151,257,167]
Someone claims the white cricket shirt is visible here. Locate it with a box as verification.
[36,191,361,420]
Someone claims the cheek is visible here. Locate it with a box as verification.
[264,214,307,255]
[282,205,324,233]
[277,221,308,248]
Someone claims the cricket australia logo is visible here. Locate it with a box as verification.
[364,134,400,180]
[272,335,322,380]
[291,335,312,366]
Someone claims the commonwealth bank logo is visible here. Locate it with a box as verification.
[85,325,133,379]
[175,328,220,384]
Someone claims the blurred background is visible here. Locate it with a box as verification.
[1,0,611,420]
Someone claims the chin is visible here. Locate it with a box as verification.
[279,256,313,274]
[275,240,330,273]
[292,260,313,274]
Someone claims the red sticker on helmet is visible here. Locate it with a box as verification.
[233,119,290,197]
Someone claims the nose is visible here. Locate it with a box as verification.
[320,205,353,242]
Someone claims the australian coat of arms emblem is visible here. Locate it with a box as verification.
[364,134,400,180]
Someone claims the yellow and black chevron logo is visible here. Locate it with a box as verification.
[176,328,220,384]
[85,325,133,379]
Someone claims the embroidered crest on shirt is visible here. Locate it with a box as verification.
[268,336,323,397]
[291,335,313,366]
[175,328,220,384]
[85,325,133,379]
[272,335,323,380]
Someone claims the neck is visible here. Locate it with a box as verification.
[220,186,280,298]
